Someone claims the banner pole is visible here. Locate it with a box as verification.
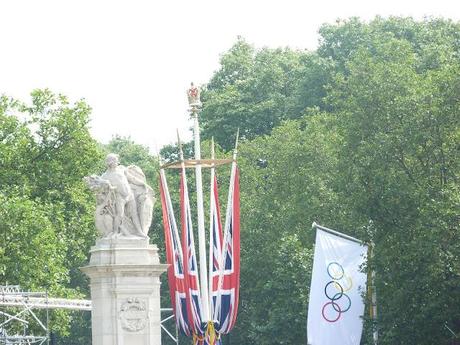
[217,130,239,308]
[312,222,363,244]
[192,107,210,322]
[370,243,378,345]
[208,137,216,319]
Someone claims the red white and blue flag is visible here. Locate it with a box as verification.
[160,159,240,344]
[159,169,192,336]
[209,172,223,323]
[180,168,205,336]
[214,163,240,334]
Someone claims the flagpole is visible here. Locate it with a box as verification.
[217,130,239,297]
[370,242,379,345]
[208,137,216,320]
[312,222,363,244]
[189,85,210,322]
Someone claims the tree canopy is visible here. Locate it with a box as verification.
[201,16,460,345]
[0,90,103,336]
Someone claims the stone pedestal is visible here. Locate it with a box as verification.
[81,238,168,345]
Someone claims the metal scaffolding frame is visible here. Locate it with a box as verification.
[0,286,178,344]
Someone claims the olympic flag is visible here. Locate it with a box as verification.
[307,224,368,345]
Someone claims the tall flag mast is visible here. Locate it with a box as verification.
[188,83,211,323]
[214,130,240,334]
[208,137,222,322]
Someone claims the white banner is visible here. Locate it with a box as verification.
[307,227,368,345]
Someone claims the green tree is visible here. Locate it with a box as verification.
[326,31,460,344]
[201,38,333,150]
[318,16,460,74]
[0,89,103,339]
[232,113,347,344]
[200,16,460,345]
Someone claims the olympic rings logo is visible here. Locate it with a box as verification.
[321,262,353,323]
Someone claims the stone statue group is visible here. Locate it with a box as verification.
[84,154,155,239]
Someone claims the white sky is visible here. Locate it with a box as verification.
[1,0,459,152]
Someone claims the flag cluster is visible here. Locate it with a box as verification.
[160,161,240,345]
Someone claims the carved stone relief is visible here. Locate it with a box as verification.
[119,297,148,332]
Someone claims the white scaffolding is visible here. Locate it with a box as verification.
[0,286,178,344]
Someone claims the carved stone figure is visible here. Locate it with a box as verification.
[84,153,155,238]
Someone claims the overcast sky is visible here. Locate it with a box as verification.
[1,0,459,153]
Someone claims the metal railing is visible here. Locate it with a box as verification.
[0,286,179,344]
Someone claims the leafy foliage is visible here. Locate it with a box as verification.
[202,16,460,345]
[0,89,102,337]
[323,23,460,343]
[201,38,334,150]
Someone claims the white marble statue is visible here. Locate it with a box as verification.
[84,153,155,239]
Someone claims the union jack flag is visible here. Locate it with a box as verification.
[209,172,223,322]
[159,169,192,336]
[160,159,240,345]
[180,169,205,336]
[214,163,240,334]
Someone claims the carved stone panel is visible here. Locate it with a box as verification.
[119,298,148,332]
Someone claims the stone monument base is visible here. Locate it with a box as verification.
[81,238,167,345]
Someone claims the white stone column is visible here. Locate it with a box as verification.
[81,238,168,345]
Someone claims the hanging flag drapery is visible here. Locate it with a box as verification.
[180,164,205,337]
[213,161,240,334]
[307,223,368,345]
[159,148,240,345]
[209,167,223,324]
[159,169,191,336]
